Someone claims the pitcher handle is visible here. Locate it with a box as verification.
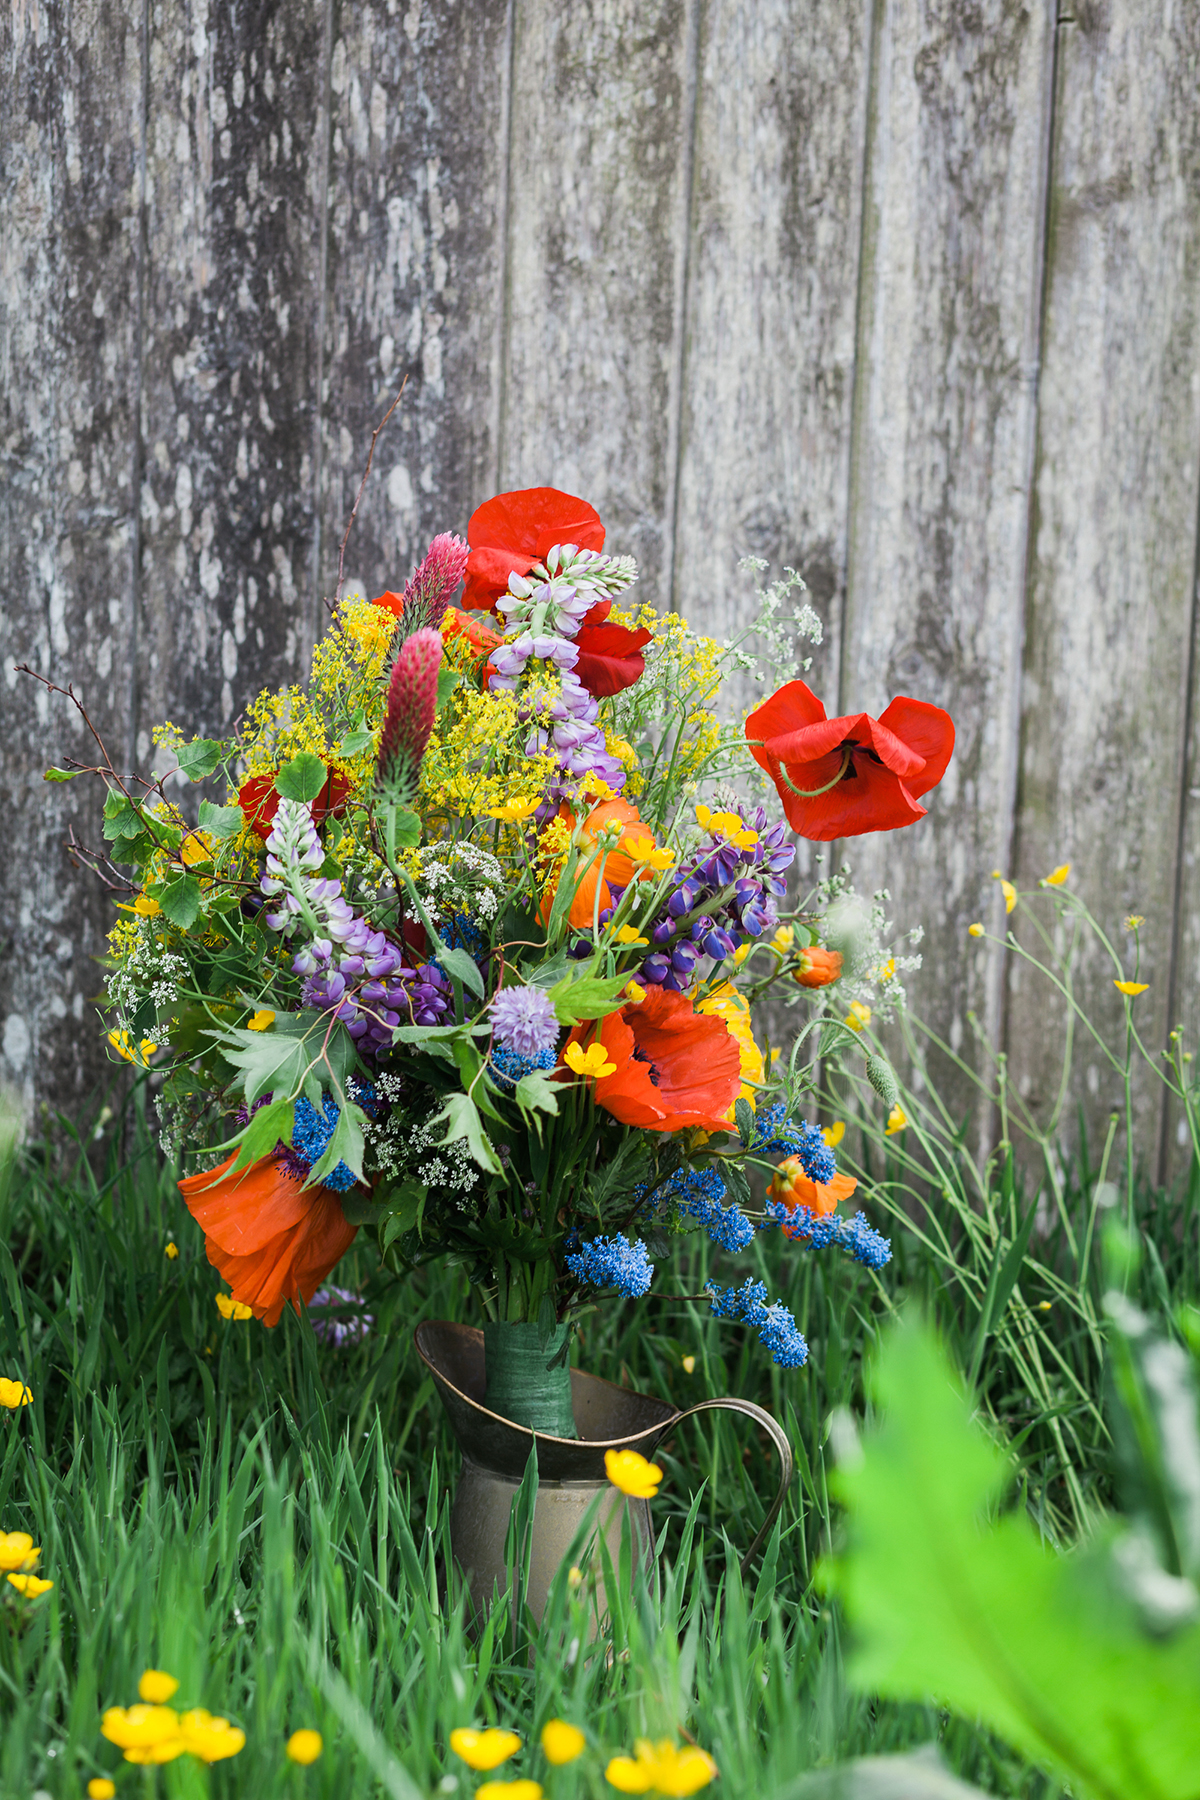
[651,1396,794,1578]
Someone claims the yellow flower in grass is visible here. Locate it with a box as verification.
[604,1449,662,1499]
[681,1354,696,1374]
[287,1729,324,1765]
[541,1721,586,1765]
[139,1670,179,1704]
[1043,863,1070,887]
[216,1293,254,1321]
[450,1728,522,1771]
[564,1042,617,1081]
[165,1242,179,1260]
[101,1706,185,1759]
[0,1380,32,1410]
[107,1030,159,1066]
[0,1532,38,1570]
[1114,980,1149,997]
[87,1781,117,1799]
[1125,913,1145,932]
[478,1784,542,1800]
[844,1002,871,1033]
[606,1740,717,1796]
[178,1710,246,1763]
[7,1572,53,1596]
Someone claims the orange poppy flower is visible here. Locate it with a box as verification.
[568,985,741,1134]
[793,946,843,989]
[178,1153,357,1326]
[462,487,605,612]
[767,1155,857,1221]
[540,798,655,930]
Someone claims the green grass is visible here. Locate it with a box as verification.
[1,1062,1193,1800]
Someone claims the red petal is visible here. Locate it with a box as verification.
[572,620,654,698]
[371,590,405,618]
[462,487,605,610]
[877,696,955,798]
[745,680,829,746]
[775,762,926,840]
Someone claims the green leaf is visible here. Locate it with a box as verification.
[381,806,421,851]
[513,1069,560,1118]
[548,971,631,1025]
[158,875,203,930]
[43,765,80,783]
[436,667,461,708]
[209,1011,358,1108]
[826,1315,1200,1800]
[437,945,485,1000]
[176,737,222,781]
[102,790,147,843]
[337,727,375,757]
[307,1098,367,1189]
[430,1093,502,1175]
[276,751,329,803]
[734,1096,756,1147]
[198,800,245,840]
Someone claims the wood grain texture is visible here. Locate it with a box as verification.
[1009,0,1200,1168]
[838,0,1055,1109]
[317,0,510,603]
[673,0,869,877]
[135,0,327,752]
[499,0,695,606]
[0,0,143,1115]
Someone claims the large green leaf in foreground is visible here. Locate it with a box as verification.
[826,1316,1200,1800]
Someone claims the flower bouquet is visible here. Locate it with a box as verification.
[46,483,953,1469]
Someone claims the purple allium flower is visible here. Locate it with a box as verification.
[489,984,560,1058]
[309,1283,374,1345]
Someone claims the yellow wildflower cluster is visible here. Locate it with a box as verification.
[697,982,764,1113]
[421,682,556,831]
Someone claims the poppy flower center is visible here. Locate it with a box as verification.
[631,1044,661,1087]
[774,737,881,799]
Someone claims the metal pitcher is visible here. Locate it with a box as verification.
[415,1320,794,1625]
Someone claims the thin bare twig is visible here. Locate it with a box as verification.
[334,376,409,608]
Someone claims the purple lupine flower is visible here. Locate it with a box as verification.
[490,984,560,1058]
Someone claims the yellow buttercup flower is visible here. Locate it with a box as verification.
[615,924,649,947]
[604,1449,662,1499]
[625,981,647,1004]
[967,923,984,937]
[450,1728,522,1771]
[133,892,161,917]
[247,1009,275,1031]
[0,1533,38,1571]
[770,925,795,956]
[88,1781,117,1799]
[605,1740,717,1797]
[885,1105,907,1135]
[626,835,676,872]
[564,1041,617,1080]
[732,942,751,965]
[101,1706,183,1756]
[7,1572,52,1596]
[107,1030,159,1066]
[1001,879,1017,913]
[1114,980,1149,997]
[177,1710,246,1763]
[1043,863,1070,886]
[879,956,895,980]
[287,1729,323,1765]
[0,1380,32,1410]
[844,1002,871,1033]
[139,1670,180,1704]
[216,1293,254,1321]
[478,1784,542,1800]
[165,1242,179,1260]
[488,798,541,824]
[823,1121,845,1148]
[681,1355,696,1374]
[1124,914,1145,931]
[541,1720,586,1765]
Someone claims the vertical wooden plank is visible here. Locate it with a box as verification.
[318,0,511,600]
[0,0,143,1116]
[136,0,328,750]
[1011,2,1200,1170]
[837,1,1055,1103]
[499,0,695,605]
[672,0,870,843]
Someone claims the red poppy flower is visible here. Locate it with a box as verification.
[571,599,654,697]
[441,605,503,657]
[462,487,605,611]
[178,1151,357,1326]
[238,768,350,841]
[569,985,741,1134]
[745,682,954,841]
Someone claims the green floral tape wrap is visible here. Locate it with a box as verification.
[482,1321,577,1437]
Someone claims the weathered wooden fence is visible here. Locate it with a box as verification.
[4,0,1200,1177]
